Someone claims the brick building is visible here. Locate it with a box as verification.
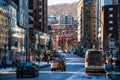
[101,5,118,54]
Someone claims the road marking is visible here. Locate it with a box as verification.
[66,63,85,65]
[39,71,85,74]
[106,72,120,75]
[66,58,84,60]
[0,72,15,74]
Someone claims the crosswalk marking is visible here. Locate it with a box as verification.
[66,63,85,65]
[39,71,85,74]
[66,58,84,60]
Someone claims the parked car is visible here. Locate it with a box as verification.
[50,58,66,71]
[16,61,39,78]
[85,49,105,73]
[60,53,66,61]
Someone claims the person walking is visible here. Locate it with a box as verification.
[109,50,113,71]
[1,61,6,69]
[12,60,15,69]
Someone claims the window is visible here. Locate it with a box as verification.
[109,33,112,37]
[109,8,113,11]
[109,14,113,17]
[109,27,113,30]
[109,21,113,24]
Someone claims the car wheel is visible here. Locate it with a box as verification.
[64,68,66,71]
[20,74,23,78]
[36,71,39,77]
[33,74,36,77]
[51,68,53,71]
[36,73,39,77]
[16,74,19,78]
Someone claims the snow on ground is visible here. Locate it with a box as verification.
[66,69,107,80]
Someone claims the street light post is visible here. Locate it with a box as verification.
[25,26,29,61]
[4,44,7,61]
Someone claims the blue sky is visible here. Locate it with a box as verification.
[48,0,79,5]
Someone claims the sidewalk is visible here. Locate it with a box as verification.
[105,64,120,80]
[0,62,50,74]
[34,61,50,68]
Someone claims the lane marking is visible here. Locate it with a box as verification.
[1,71,120,76]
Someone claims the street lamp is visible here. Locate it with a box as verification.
[4,44,7,61]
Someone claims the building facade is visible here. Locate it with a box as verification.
[29,0,47,32]
[101,5,118,54]
[77,0,98,53]
[0,0,29,61]
[59,15,74,25]
[28,0,48,61]
[0,9,8,61]
[50,24,78,51]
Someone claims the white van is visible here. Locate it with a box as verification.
[85,49,105,72]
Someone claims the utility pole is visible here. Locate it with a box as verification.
[25,28,29,61]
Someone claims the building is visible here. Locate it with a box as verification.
[59,15,74,25]
[28,0,48,61]
[11,0,29,60]
[118,0,120,62]
[101,5,118,54]
[29,0,47,32]
[50,24,77,51]
[0,9,8,61]
[48,16,58,25]
[77,0,98,53]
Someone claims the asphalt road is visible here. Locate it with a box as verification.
[0,53,107,80]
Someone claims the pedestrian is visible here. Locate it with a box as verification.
[109,50,113,71]
[47,54,50,64]
[15,60,18,67]
[2,61,6,69]
[12,60,15,69]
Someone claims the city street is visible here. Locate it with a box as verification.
[0,0,120,80]
[0,52,108,80]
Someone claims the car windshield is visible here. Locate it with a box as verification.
[88,51,102,66]
[19,62,33,67]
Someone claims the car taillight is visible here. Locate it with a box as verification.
[102,56,105,63]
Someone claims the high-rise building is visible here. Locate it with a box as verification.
[28,0,47,32]
[77,0,97,53]
[101,5,118,54]
[59,15,74,25]
[28,0,48,61]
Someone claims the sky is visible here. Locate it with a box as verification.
[48,0,79,6]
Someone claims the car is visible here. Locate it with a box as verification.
[60,53,66,61]
[85,49,105,73]
[50,58,66,71]
[16,61,39,78]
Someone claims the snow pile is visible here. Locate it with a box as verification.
[66,73,107,80]
[66,69,107,80]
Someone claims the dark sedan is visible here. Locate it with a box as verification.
[16,61,39,78]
